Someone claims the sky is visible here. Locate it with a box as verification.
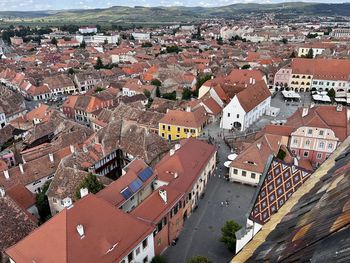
[0,0,348,11]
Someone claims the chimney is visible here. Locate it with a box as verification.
[170,149,175,156]
[174,172,179,179]
[49,153,54,163]
[174,144,181,151]
[22,157,26,164]
[19,163,24,174]
[70,145,75,154]
[80,188,89,198]
[63,197,73,208]
[3,170,9,180]
[249,77,253,84]
[159,189,167,204]
[186,106,191,112]
[252,79,256,85]
[302,107,309,118]
[83,145,88,153]
[257,142,262,150]
[336,105,343,112]
[0,187,5,197]
[76,224,85,238]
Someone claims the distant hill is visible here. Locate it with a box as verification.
[0,2,350,24]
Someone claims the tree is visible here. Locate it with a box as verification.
[277,149,286,160]
[95,57,104,70]
[80,40,86,49]
[196,74,212,90]
[216,37,223,45]
[36,180,52,222]
[75,173,104,199]
[220,220,242,252]
[151,255,167,263]
[142,42,153,48]
[187,256,212,263]
[68,68,75,75]
[182,88,192,100]
[51,37,58,46]
[162,91,177,100]
[156,86,161,97]
[151,79,162,87]
[166,45,181,54]
[306,48,314,59]
[281,38,288,44]
[241,64,251,69]
[327,88,336,98]
[144,89,151,98]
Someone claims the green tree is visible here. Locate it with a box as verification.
[196,74,212,90]
[144,89,151,98]
[51,37,58,46]
[156,86,161,97]
[220,220,242,252]
[80,40,86,49]
[241,64,251,69]
[36,180,52,223]
[187,256,212,263]
[162,91,177,100]
[327,88,336,98]
[95,57,104,70]
[281,38,288,44]
[151,79,162,87]
[166,45,181,53]
[75,173,104,199]
[182,88,192,100]
[306,48,314,59]
[151,255,167,263]
[142,42,153,48]
[68,68,75,75]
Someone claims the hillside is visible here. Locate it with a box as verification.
[0,2,350,25]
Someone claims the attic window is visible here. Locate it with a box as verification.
[246,161,255,165]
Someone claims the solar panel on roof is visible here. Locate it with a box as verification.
[138,167,153,182]
[129,178,143,193]
[120,187,133,200]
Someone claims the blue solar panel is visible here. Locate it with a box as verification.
[120,187,133,200]
[138,167,153,182]
[129,178,143,193]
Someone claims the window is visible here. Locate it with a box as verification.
[319,142,324,149]
[143,256,148,263]
[242,171,247,177]
[236,114,239,118]
[191,129,196,134]
[319,130,324,136]
[293,138,298,145]
[328,143,333,150]
[128,252,133,262]
[304,151,309,157]
[233,169,238,175]
[142,238,148,249]
[136,247,140,256]
[177,127,180,132]
[157,238,161,246]
[167,126,171,131]
[162,125,165,130]
[251,173,256,179]
[121,260,126,263]
[305,140,310,147]
[307,129,313,135]
[228,113,231,117]
[317,153,322,159]
[53,198,57,204]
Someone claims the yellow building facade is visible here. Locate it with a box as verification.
[158,123,202,141]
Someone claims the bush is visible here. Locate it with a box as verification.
[277,149,286,160]
[151,255,167,263]
[182,88,192,100]
[187,256,212,263]
[220,220,242,252]
[151,79,162,87]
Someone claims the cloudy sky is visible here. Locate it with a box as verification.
[0,0,348,11]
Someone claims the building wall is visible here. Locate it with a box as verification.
[229,167,261,186]
[273,68,292,89]
[298,47,325,58]
[221,96,270,131]
[0,112,6,129]
[158,123,201,141]
[119,234,155,263]
[289,126,338,166]
[290,73,313,92]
